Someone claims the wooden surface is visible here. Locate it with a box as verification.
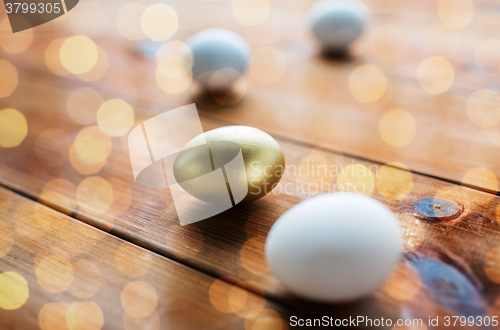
[1,0,500,329]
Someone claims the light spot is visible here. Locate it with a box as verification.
[97,99,135,137]
[383,263,422,301]
[466,89,500,128]
[156,57,192,94]
[376,162,413,200]
[417,56,454,94]
[475,39,500,76]
[141,4,178,42]
[60,36,98,75]
[232,0,270,26]
[462,167,498,197]
[155,40,193,65]
[116,3,146,41]
[14,202,47,239]
[114,242,153,278]
[250,47,287,84]
[76,46,109,82]
[370,24,407,62]
[484,128,500,147]
[349,64,387,103]
[76,177,114,215]
[35,129,71,167]
[424,24,461,59]
[379,109,416,147]
[67,87,103,125]
[438,0,474,28]
[243,13,280,46]
[69,1,106,38]
[123,311,160,330]
[485,247,500,284]
[35,254,73,293]
[0,17,33,53]
[0,272,28,310]
[66,302,104,330]
[74,136,107,165]
[39,303,69,330]
[337,163,375,196]
[230,281,265,318]
[121,281,158,318]
[0,108,28,148]
[208,277,239,313]
[240,236,269,275]
[69,126,112,175]
[45,38,70,76]
[0,60,18,98]
[245,309,287,330]
[68,260,102,299]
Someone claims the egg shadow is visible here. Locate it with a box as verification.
[318,46,355,63]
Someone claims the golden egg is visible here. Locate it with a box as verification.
[174,125,284,203]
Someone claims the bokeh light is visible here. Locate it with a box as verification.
[97,99,135,137]
[76,46,109,82]
[45,38,71,76]
[74,136,108,165]
[349,64,387,103]
[0,17,33,54]
[337,163,375,196]
[243,13,280,46]
[232,0,270,26]
[424,24,461,59]
[475,39,500,76]
[209,278,237,314]
[376,162,414,200]
[35,254,74,293]
[0,272,28,310]
[250,47,287,84]
[14,202,47,239]
[417,56,454,94]
[0,108,28,148]
[114,242,153,278]
[60,36,99,74]
[69,1,107,38]
[485,247,500,284]
[462,167,498,197]
[379,109,416,147]
[0,60,18,98]
[116,3,146,41]
[244,309,288,330]
[67,302,104,330]
[35,129,71,167]
[438,0,474,28]
[121,281,158,318]
[141,4,178,42]
[156,57,193,94]
[70,126,112,175]
[240,236,269,275]
[76,177,114,215]
[68,260,102,299]
[230,281,265,318]
[370,24,407,62]
[297,152,334,194]
[466,89,500,128]
[382,263,422,301]
[67,87,103,125]
[155,40,193,65]
[39,303,69,329]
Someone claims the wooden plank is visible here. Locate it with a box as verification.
[1,8,499,190]
[0,76,499,325]
[0,186,293,329]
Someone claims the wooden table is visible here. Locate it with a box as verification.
[0,0,500,328]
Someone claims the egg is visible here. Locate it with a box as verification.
[173,126,285,203]
[186,29,251,88]
[308,0,370,50]
[266,193,402,302]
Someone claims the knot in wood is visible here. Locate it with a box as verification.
[413,198,462,221]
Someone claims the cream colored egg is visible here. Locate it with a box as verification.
[174,125,284,203]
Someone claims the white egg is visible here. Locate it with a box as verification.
[308,0,370,49]
[265,193,402,302]
[186,28,251,88]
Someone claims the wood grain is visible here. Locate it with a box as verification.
[1,75,500,327]
[0,186,294,330]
